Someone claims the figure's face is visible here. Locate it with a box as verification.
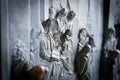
[67,11,75,21]
[49,8,55,18]
[79,30,87,42]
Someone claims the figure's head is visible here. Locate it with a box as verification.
[65,29,72,36]
[78,28,88,42]
[108,28,115,38]
[49,7,55,18]
[67,11,76,21]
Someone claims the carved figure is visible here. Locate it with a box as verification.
[76,28,88,52]
[60,29,73,76]
[103,28,120,80]
[55,7,75,77]
[40,22,62,80]
[104,28,117,58]
[56,8,67,34]
[11,40,30,80]
[42,7,60,52]
[74,28,95,80]
[11,40,30,62]
[40,1,75,79]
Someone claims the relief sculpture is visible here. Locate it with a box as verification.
[10,0,96,80]
[40,19,62,80]
[4,0,120,80]
[60,29,73,76]
[40,1,76,79]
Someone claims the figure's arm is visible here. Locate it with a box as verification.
[79,44,91,56]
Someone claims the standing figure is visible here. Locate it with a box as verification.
[42,6,59,37]
[74,28,95,80]
[39,22,61,80]
[104,28,117,58]
[103,28,120,80]
[42,7,60,52]
[56,8,67,34]
[60,29,73,76]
